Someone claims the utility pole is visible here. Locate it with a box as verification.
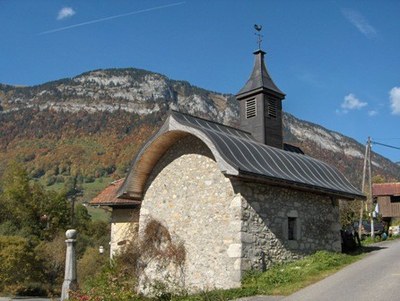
[359,137,375,239]
[368,137,374,239]
[359,137,369,235]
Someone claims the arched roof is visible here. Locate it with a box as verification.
[118,111,364,200]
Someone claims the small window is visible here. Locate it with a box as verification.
[391,196,400,203]
[267,98,277,117]
[288,217,297,240]
[245,98,256,118]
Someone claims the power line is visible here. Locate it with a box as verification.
[371,141,400,151]
[372,137,400,140]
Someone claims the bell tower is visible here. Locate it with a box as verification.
[236,28,285,149]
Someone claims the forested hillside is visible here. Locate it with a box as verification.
[1,68,399,202]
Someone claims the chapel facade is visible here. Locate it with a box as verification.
[91,45,364,293]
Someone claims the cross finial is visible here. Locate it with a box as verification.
[254,24,263,49]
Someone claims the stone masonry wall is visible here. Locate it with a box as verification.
[233,180,341,271]
[139,135,242,293]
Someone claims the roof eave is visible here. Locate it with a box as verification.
[90,200,141,207]
[237,87,285,100]
[233,170,366,201]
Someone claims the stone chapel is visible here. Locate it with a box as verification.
[91,46,364,292]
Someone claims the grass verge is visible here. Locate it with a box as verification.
[176,250,365,301]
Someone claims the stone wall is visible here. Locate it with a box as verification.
[233,180,341,271]
[110,208,139,258]
[139,135,242,293]
[135,133,342,293]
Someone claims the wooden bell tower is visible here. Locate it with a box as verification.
[236,31,285,149]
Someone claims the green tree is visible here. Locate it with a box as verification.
[0,236,40,292]
[75,204,91,232]
[0,162,70,240]
[372,174,386,184]
[0,162,31,228]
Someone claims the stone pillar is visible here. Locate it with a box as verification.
[61,229,78,300]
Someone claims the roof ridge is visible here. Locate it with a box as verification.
[170,110,252,135]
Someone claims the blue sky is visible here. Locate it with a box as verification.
[1,0,400,163]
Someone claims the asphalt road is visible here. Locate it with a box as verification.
[281,239,400,301]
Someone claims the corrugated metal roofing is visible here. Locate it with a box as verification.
[119,111,364,200]
[373,183,400,196]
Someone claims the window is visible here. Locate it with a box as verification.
[288,217,297,240]
[390,196,400,203]
[245,98,256,118]
[267,98,277,118]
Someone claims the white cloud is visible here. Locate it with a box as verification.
[57,7,76,20]
[368,110,378,117]
[342,8,377,38]
[390,87,400,115]
[341,93,367,112]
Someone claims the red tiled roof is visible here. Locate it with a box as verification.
[372,183,400,196]
[90,179,140,207]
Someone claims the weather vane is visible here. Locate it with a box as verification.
[254,24,263,49]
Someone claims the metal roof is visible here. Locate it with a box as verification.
[373,183,400,196]
[237,49,285,98]
[119,111,364,200]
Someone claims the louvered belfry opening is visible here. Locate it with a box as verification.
[267,97,277,118]
[245,98,257,118]
[236,49,285,149]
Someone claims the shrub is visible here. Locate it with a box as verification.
[77,247,108,287]
[45,175,57,186]
[133,219,187,298]
[4,282,48,297]
[71,218,187,301]
[71,263,139,301]
[34,233,66,296]
[0,236,41,293]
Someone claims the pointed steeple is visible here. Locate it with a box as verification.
[237,49,285,99]
[236,45,285,149]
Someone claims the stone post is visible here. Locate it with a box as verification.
[61,229,78,300]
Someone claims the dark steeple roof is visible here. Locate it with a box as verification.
[237,49,285,98]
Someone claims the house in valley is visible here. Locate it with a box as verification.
[372,182,400,222]
[91,46,364,293]
[90,178,140,258]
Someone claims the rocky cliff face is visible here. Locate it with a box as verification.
[0,68,237,125]
[1,68,399,188]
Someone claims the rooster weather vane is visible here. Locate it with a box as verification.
[254,24,263,49]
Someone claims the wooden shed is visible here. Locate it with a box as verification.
[372,183,400,219]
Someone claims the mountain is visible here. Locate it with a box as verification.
[1,68,399,198]
[283,114,399,186]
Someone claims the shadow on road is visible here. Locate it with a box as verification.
[347,245,387,256]
[361,245,387,252]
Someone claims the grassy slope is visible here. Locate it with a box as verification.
[175,250,365,301]
[37,176,113,222]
